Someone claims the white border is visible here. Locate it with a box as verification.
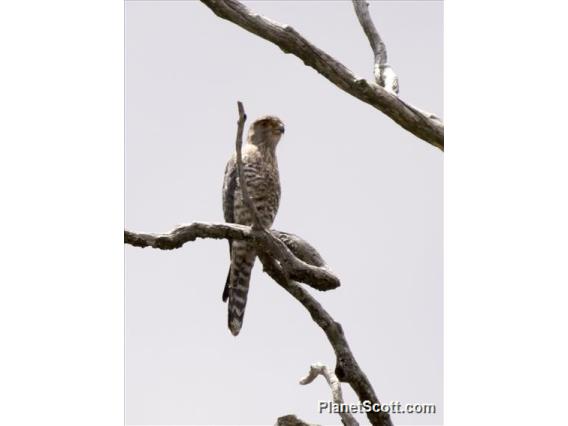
[446,1,568,425]
[0,1,124,425]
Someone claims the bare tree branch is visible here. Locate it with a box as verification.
[125,225,329,269]
[300,362,360,426]
[124,223,339,292]
[351,1,441,125]
[125,222,248,250]
[199,0,443,150]
[352,0,388,67]
[258,254,393,426]
[352,0,398,95]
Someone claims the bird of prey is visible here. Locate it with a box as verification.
[222,115,285,336]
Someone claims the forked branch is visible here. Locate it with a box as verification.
[199,0,443,150]
[351,0,441,124]
[300,362,360,426]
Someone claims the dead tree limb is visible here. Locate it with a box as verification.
[352,0,398,95]
[199,0,443,150]
[351,1,441,124]
[300,362,360,426]
[125,225,324,268]
[124,223,338,292]
[258,254,393,426]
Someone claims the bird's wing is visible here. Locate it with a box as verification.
[222,155,237,224]
[222,155,238,303]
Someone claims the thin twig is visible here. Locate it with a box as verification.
[352,0,399,95]
[352,0,387,67]
[199,0,443,150]
[300,362,360,426]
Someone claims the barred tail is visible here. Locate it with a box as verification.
[227,241,256,336]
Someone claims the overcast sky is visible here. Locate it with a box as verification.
[125,1,443,425]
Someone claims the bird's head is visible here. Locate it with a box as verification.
[248,115,285,149]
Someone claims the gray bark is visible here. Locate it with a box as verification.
[124,223,339,292]
[199,0,443,150]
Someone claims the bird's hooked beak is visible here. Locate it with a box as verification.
[278,124,285,135]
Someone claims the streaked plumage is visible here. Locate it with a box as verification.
[222,115,285,336]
